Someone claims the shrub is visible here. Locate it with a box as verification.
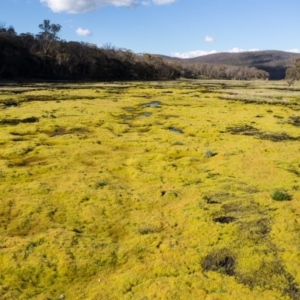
[270,190,291,201]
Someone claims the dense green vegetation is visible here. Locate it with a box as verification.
[0,79,299,299]
[0,20,269,81]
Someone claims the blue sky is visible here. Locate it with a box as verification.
[1,0,300,58]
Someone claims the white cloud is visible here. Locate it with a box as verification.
[228,48,259,53]
[204,36,214,43]
[286,49,300,53]
[76,27,92,36]
[40,0,174,13]
[228,47,244,53]
[40,0,137,13]
[171,50,217,59]
[152,0,175,4]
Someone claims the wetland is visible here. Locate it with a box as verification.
[0,79,300,299]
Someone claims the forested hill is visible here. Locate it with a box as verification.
[170,51,300,80]
[0,20,269,81]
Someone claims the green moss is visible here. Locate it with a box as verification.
[0,80,299,299]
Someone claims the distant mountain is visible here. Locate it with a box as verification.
[161,51,300,79]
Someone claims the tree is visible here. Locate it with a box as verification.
[36,19,61,56]
[285,59,300,86]
[0,24,16,37]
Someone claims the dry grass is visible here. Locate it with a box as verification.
[0,79,299,299]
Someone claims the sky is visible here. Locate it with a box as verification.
[1,0,300,58]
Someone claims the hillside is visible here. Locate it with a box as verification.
[162,51,300,80]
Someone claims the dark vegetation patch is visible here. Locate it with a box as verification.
[243,187,260,194]
[288,115,300,126]
[284,277,300,300]
[21,95,54,102]
[172,141,184,146]
[206,172,220,178]
[226,125,260,135]
[219,96,293,106]
[260,132,299,142]
[237,260,300,300]
[226,124,300,141]
[202,249,235,276]
[221,200,258,215]
[158,114,179,119]
[202,191,234,204]
[7,156,46,167]
[0,117,39,125]
[218,199,271,241]
[43,126,90,137]
[2,100,18,108]
[46,126,67,137]
[138,225,162,235]
[68,127,91,134]
[95,181,109,188]
[203,149,217,158]
[129,125,151,133]
[10,131,35,137]
[13,95,98,104]
[202,195,220,204]
[238,218,270,241]
[203,197,299,299]
[287,168,300,177]
[11,136,25,142]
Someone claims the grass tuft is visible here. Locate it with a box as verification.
[270,190,291,201]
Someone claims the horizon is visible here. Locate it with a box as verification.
[1,0,300,58]
[163,49,300,60]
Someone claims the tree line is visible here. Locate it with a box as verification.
[0,20,269,81]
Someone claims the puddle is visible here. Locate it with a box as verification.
[141,101,161,108]
[123,107,135,112]
[140,112,152,117]
[213,216,236,224]
[169,127,183,134]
